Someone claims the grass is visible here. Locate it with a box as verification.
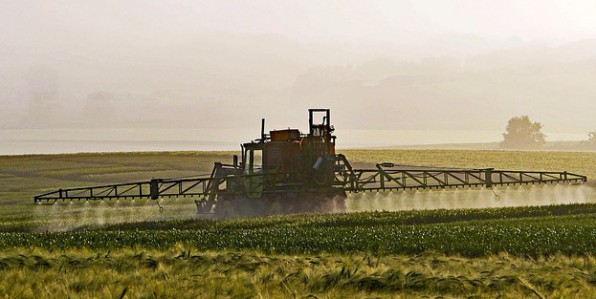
[1,149,596,297]
[0,248,594,298]
[1,208,595,257]
[2,149,595,229]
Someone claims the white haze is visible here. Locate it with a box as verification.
[2,1,596,152]
[347,184,596,212]
[33,184,596,231]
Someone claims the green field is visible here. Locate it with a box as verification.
[1,150,596,297]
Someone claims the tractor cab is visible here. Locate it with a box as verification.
[237,109,338,193]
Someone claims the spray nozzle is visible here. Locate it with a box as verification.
[491,187,501,200]
[156,199,164,213]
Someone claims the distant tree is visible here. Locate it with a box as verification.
[578,132,596,150]
[501,116,546,149]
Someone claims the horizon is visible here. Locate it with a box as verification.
[0,126,590,155]
[2,1,596,154]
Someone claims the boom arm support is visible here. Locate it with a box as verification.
[34,177,214,203]
[34,164,587,204]
[343,165,587,193]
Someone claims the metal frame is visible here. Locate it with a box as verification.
[342,168,586,193]
[34,177,213,203]
[34,167,587,204]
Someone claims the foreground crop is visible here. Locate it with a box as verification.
[1,248,594,298]
[1,205,596,257]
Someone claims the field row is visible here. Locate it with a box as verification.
[2,211,595,257]
[0,248,594,298]
[103,202,596,231]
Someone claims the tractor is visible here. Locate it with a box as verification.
[35,109,587,217]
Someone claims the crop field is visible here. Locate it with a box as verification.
[1,149,596,297]
[2,248,595,298]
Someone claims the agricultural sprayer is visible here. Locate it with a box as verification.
[34,109,587,217]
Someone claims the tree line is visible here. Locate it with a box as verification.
[501,116,595,150]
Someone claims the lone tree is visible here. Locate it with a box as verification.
[579,132,596,149]
[588,132,596,143]
[501,116,546,149]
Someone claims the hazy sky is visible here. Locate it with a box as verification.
[195,0,596,42]
[2,0,596,150]
[3,1,596,47]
